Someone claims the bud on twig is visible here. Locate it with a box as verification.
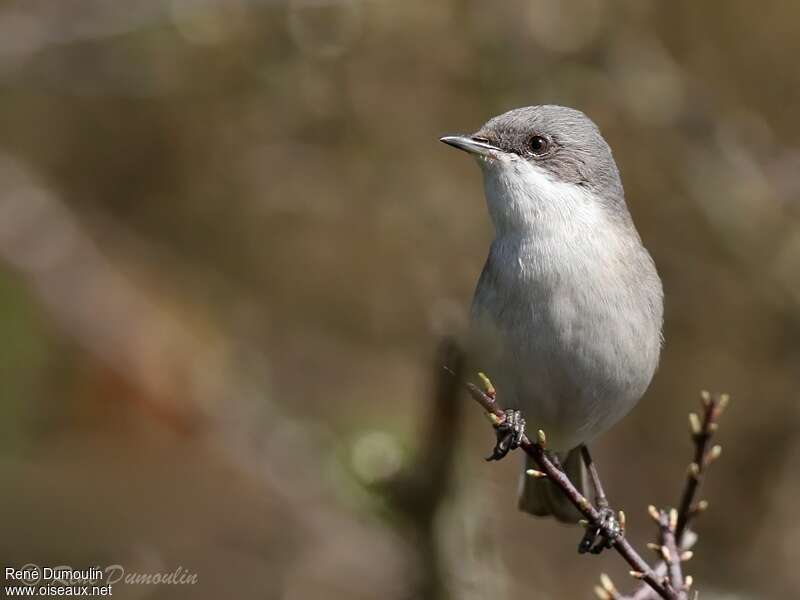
[460,367,726,599]
[600,573,617,594]
[705,444,722,465]
[648,505,660,522]
[688,412,702,436]
[477,372,496,398]
[594,586,611,600]
[485,412,501,426]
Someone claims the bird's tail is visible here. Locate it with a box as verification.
[518,448,586,523]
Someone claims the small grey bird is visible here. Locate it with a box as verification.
[441,106,663,525]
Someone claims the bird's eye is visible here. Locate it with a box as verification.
[529,135,549,156]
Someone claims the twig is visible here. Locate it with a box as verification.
[462,380,674,600]
[659,509,685,596]
[460,369,728,600]
[676,391,728,545]
[612,391,728,600]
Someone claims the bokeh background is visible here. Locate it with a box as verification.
[0,0,799,598]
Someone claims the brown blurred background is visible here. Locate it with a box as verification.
[0,0,799,598]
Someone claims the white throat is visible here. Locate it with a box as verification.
[479,157,604,241]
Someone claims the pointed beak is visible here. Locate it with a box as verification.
[439,135,502,158]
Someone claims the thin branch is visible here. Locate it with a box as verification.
[676,391,728,545]
[616,391,728,600]
[462,379,675,600]
[660,509,686,596]
[461,369,728,600]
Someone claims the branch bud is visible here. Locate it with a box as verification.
[526,469,547,479]
[485,412,502,426]
[618,510,626,533]
[660,546,672,562]
[594,586,611,600]
[684,575,694,589]
[681,551,694,561]
[629,570,645,580]
[687,462,701,478]
[688,412,702,436]
[600,573,617,594]
[669,508,678,532]
[705,444,722,465]
[477,372,496,398]
[647,505,660,522]
[700,390,711,407]
[717,393,730,413]
[537,429,547,448]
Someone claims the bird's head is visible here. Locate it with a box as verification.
[441,105,627,234]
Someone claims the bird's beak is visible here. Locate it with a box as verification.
[439,135,502,158]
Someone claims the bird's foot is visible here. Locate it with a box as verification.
[578,507,622,555]
[486,409,525,461]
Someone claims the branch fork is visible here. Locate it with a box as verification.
[458,369,727,600]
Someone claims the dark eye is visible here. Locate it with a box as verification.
[529,135,549,156]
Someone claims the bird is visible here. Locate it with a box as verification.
[440,105,663,530]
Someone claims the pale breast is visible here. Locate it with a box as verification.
[470,224,663,451]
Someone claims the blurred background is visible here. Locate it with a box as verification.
[0,0,798,598]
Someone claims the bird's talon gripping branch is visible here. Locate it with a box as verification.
[579,507,623,555]
[486,408,526,461]
[458,365,727,598]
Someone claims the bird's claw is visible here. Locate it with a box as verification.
[578,507,622,554]
[486,409,526,461]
